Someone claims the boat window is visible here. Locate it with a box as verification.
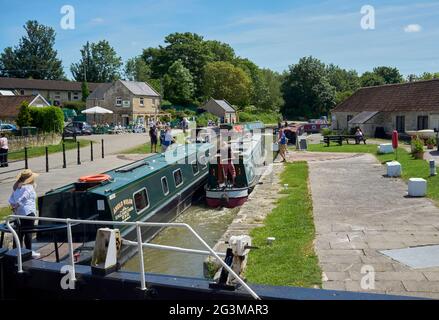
[192,161,199,175]
[173,169,183,188]
[133,188,149,214]
[161,177,169,195]
[200,156,208,169]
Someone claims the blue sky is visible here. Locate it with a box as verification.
[0,0,438,79]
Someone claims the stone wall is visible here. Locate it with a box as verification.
[7,133,62,151]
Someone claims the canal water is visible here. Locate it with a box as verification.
[123,204,239,278]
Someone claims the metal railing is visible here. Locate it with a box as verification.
[5,215,260,300]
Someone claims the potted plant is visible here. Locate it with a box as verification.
[426,137,436,149]
[411,137,425,159]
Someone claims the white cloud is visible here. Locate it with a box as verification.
[404,24,422,33]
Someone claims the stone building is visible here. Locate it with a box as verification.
[0,77,101,106]
[201,98,237,124]
[331,79,439,137]
[85,80,161,126]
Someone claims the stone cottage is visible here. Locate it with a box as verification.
[86,80,161,126]
[331,79,439,137]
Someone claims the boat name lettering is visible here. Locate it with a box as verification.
[113,199,134,221]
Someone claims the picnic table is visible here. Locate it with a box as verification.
[323,135,367,147]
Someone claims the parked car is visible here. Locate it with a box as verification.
[63,121,93,137]
[0,123,19,134]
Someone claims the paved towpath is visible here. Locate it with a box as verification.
[0,133,151,208]
[291,151,439,299]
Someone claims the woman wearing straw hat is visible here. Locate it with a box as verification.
[8,169,40,258]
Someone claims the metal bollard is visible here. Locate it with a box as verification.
[430,159,437,176]
[101,139,104,159]
[24,147,28,169]
[62,143,66,168]
[90,141,94,162]
[77,141,81,165]
[45,147,49,172]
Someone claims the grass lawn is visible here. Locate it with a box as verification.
[0,206,12,222]
[244,162,322,287]
[123,143,153,154]
[8,139,89,161]
[307,142,439,203]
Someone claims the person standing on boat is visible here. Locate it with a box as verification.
[0,132,8,167]
[149,125,158,153]
[219,141,236,186]
[278,129,288,163]
[8,169,40,258]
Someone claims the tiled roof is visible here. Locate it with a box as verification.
[0,77,102,92]
[0,95,41,118]
[120,80,160,97]
[333,79,439,113]
[213,99,235,112]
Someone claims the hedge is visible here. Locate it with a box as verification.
[29,106,64,133]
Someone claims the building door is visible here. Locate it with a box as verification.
[395,116,405,132]
[417,116,429,130]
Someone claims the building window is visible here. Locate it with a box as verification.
[417,116,429,130]
[73,92,79,100]
[20,90,25,95]
[161,177,169,196]
[140,97,144,106]
[133,188,149,214]
[347,115,354,123]
[396,116,405,132]
[116,97,122,106]
[173,169,183,188]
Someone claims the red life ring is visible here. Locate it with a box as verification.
[78,174,111,183]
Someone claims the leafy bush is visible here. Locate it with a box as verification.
[62,101,86,112]
[426,137,436,146]
[411,137,424,154]
[238,111,280,124]
[195,112,217,127]
[321,128,334,136]
[29,106,64,133]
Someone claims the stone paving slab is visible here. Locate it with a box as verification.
[305,152,439,299]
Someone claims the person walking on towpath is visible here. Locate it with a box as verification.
[278,129,288,163]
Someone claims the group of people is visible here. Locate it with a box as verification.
[0,133,9,167]
[148,125,175,154]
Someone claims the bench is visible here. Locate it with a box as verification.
[323,135,367,147]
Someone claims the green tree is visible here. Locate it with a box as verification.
[204,40,235,62]
[71,41,122,82]
[360,72,386,87]
[81,81,89,102]
[373,66,404,84]
[260,69,284,112]
[0,20,65,79]
[326,64,360,92]
[203,61,252,108]
[16,101,32,128]
[163,60,195,105]
[281,56,335,119]
[124,56,152,82]
[416,72,439,81]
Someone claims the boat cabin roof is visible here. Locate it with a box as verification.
[46,143,212,197]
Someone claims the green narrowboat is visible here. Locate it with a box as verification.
[37,143,213,264]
